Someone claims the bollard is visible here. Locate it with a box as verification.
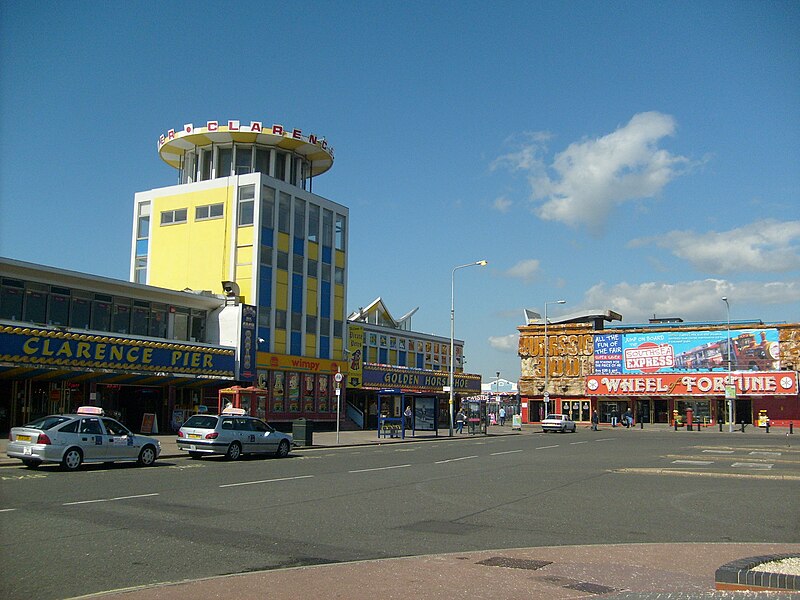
[766,422,770,433]
[791,422,794,434]
[697,422,701,431]
[741,422,746,433]
[719,421,723,432]
[674,420,678,431]
[640,421,643,429]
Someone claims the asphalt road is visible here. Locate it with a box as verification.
[1,429,798,599]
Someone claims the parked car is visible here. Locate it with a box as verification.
[6,406,161,470]
[541,413,577,433]
[176,409,292,460]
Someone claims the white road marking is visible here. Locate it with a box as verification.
[702,450,734,454]
[570,441,589,445]
[349,464,411,473]
[490,450,523,456]
[63,493,159,506]
[672,460,713,465]
[749,451,781,457]
[535,445,559,450]
[435,455,478,464]
[219,475,314,488]
[732,462,773,469]
[595,438,614,442]
[0,508,17,513]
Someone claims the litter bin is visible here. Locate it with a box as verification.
[293,418,313,447]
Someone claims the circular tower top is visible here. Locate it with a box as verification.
[157,119,334,177]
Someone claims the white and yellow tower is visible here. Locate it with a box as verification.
[131,119,348,419]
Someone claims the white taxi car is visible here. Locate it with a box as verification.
[177,408,292,460]
[7,406,161,470]
[541,413,577,433]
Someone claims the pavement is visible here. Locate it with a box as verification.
[3,423,798,599]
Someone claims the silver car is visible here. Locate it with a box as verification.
[6,407,161,470]
[177,410,292,460]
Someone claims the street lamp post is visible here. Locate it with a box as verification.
[543,300,566,419]
[722,296,733,433]
[449,260,488,436]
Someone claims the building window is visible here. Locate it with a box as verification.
[255,148,271,175]
[307,259,318,278]
[278,192,291,233]
[294,198,305,238]
[112,299,131,334]
[0,278,24,320]
[333,320,343,338]
[92,294,112,331]
[275,151,287,181]
[47,286,70,326]
[306,315,316,335]
[322,209,333,246]
[261,186,275,229]
[293,254,304,274]
[132,302,149,336]
[149,303,168,338]
[308,203,319,243]
[277,251,289,271]
[216,146,232,177]
[238,185,255,226]
[70,294,91,329]
[200,148,212,180]
[275,310,287,330]
[196,203,224,220]
[335,214,346,251]
[334,266,344,285]
[235,146,252,175]
[161,208,187,225]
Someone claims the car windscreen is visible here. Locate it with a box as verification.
[23,416,71,430]
[183,415,219,429]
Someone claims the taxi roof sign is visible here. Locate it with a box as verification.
[221,407,247,416]
[76,406,104,416]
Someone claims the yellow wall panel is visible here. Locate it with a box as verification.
[306,289,317,316]
[305,335,316,357]
[148,186,234,294]
[369,347,377,363]
[335,250,345,268]
[307,242,319,260]
[277,232,290,252]
[389,350,397,365]
[274,329,286,350]
[237,227,253,247]
[276,282,288,310]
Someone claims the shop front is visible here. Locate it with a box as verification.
[348,364,482,430]
[255,352,347,424]
[0,324,236,433]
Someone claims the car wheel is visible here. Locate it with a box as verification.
[21,458,40,469]
[62,447,83,471]
[138,445,157,467]
[225,442,242,461]
[188,451,202,459]
[275,439,290,458]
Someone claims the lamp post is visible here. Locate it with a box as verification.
[449,260,488,436]
[722,296,733,433]
[543,299,566,419]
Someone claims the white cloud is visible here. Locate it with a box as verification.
[494,112,691,229]
[492,196,512,213]
[631,219,800,274]
[582,278,800,323]
[505,258,541,283]
[488,333,518,352]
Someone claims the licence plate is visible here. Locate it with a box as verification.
[188,434,201,439]
[17,434,31,442]
[189,444,196,451]
[23,446,32,455]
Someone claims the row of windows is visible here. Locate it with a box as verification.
[0,278,208,342]
[180,143,311,190]
[148,185,346,255]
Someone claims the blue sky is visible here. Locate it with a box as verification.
[1,1,798,384]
